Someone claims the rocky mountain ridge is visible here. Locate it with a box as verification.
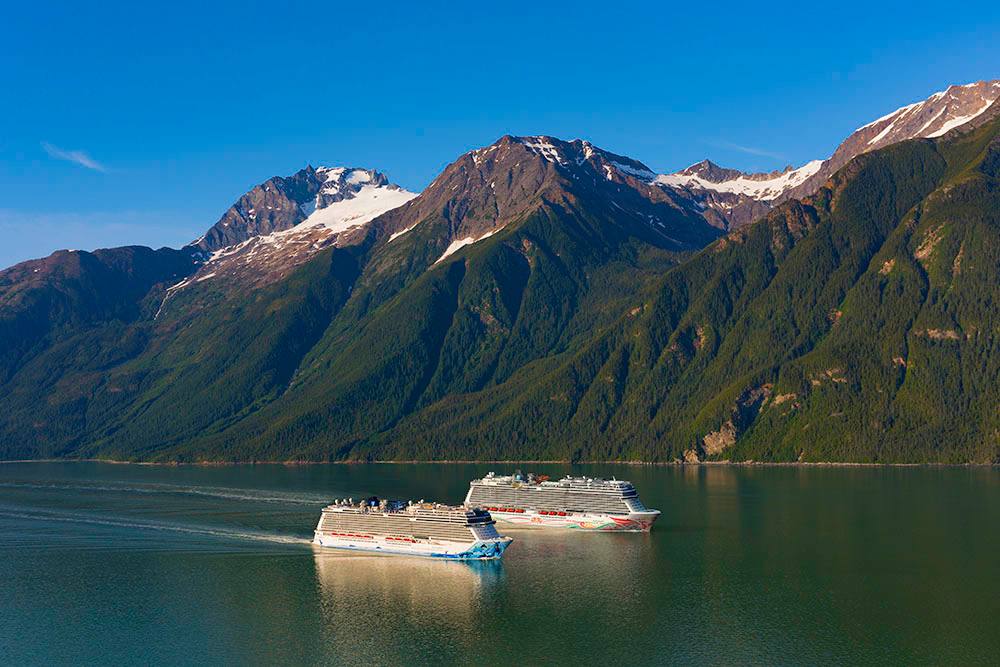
[650,80,1000,229]
[161,134,720,299]
[778,79,1000,203]
[364,134,720,261]
[191,165,414,254]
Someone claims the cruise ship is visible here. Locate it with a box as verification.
[313,497,512,559]
[464,472,661,531]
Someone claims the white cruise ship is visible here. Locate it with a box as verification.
[313,497,512,559]
[464,471,661,531]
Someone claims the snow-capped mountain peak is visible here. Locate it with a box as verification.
[295,167,414,233]
[172,165,416,294]
[309,167,389,211]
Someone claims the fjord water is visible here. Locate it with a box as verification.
[0,463,996,665]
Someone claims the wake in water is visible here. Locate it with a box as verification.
[0,506,313,546]
[0,480,335,506]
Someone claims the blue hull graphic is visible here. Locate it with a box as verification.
[431,539,511,560]
[315,538,512,560]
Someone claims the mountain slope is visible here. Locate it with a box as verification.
[80,116,1000,464]
[180,167,416,289]
[363,107,1000,464]
[1,93,998,463]
[652,80,1000,230]
[0,247,197,384]
[0,135,721,461]
[91,136,722,460]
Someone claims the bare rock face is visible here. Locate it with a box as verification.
[193,166,324,253]
[697,384,773,459]
[165,167,416,293]
[683,448,702,463]
[367,134,722,264]
[191,166,402,255]
[702,420,737,456]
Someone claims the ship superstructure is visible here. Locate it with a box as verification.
[313,497,512,559]
[464,472,660,531]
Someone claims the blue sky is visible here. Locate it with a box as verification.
[2,1,999,268]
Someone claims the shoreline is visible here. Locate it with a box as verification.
[0,457,995,468]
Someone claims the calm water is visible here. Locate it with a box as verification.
[0,463,997,666]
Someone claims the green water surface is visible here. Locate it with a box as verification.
[0,462,996,665]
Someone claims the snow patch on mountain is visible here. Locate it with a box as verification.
[857,81,1000,144]
[652,160,823,201]
[200,174,416,266]
[294,183,416,236]
[388,225,417,243]
[516,137,569,165]
[926,99,993,137]
[165,166,417,302]
[610,161,656,180]
[435,229,499,264]
[857,101,923,132]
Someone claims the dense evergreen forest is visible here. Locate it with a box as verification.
[1,117,998,464]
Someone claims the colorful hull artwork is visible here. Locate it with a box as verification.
[485,508,660,532]
[313,533,513,559]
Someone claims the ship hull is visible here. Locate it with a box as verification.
[313,533,512,559]
[491,510,660,532]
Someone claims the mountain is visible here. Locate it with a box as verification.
[651,159,824,229]
[779,79,1000,202]
[179,166,416,289]
[652,80,1000,230]
[192,165,412,252]
[367,101,1000,464]
[0,246,197,385]
[1,84,998,464]
[366,135,721,256]
[0,134,721,461]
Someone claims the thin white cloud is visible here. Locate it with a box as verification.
[709,140,787,162]
[41,141,107,172]
[0,209,204,270]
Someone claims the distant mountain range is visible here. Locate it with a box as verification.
[656,80,1000,229]
[1,80,998,463]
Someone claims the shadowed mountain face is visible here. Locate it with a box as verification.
[0,134,720,461]
[1,92,998,463]
[0,247,197,385]
[364,113,1000,465]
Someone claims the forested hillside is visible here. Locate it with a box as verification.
[1,116,997,463]
[369,119,1000,463]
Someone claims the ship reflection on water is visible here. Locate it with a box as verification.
[311,547,505,662]
[312,547,504,612]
